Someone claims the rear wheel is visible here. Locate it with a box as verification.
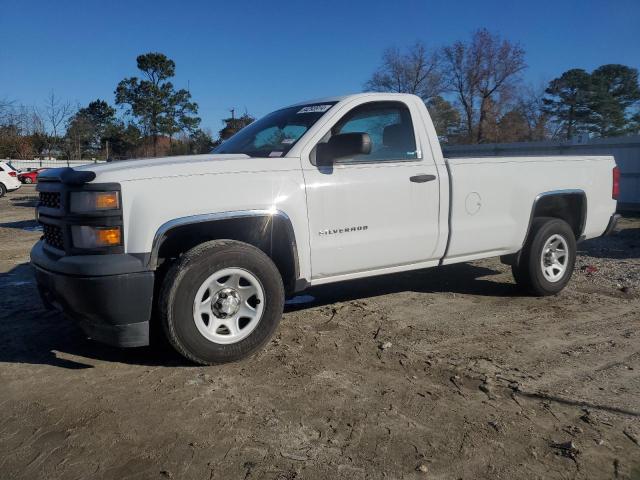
[512,217,576,296]
[24,177,33,184]
[159,240,285,365]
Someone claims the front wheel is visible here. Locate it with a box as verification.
[24,177,33,184]
[0,183,6,198]
[159,240,285,365]
[512,217,576,296]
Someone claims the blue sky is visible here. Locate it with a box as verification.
[1,0,639,134]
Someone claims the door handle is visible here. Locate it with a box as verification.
[409,174,436,183]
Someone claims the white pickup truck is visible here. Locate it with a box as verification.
[31,93,620,365]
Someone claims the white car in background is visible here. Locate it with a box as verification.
[0,162,22,197]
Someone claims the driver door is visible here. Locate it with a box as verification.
[302,100,441,279]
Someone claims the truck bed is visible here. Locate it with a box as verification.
[442,155,617,264]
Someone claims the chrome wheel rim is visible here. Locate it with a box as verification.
[540,234,569,282]
[192,267,265,344]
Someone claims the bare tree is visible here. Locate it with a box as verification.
[0,98,14,126]
[30,107,46,135]
[514,85,549,141]
[365,42,444,102]
[44,90,73,157]
[442,29,526,143]
[1,100,38,158]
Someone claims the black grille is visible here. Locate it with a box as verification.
[39,191,61,209]
[43,224,64,250]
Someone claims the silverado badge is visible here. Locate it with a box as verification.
[319,226,368,236]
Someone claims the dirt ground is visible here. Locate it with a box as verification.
[1,185,639,480]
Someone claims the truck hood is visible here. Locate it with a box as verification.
[74,153,295,183]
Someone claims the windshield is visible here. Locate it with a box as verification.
[213,103,337,157]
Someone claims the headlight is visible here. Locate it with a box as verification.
[71,226,122,248]
[70,191,120,213]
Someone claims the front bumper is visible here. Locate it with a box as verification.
[31,241,154,347]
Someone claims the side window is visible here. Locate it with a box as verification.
[333,102,418,162]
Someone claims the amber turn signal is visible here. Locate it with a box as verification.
[95,192,120,210]
[71,225,122,248]
[70,191,120,213]
[96,227,122,246]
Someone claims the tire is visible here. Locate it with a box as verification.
[24,177,33,184]
[512,217,576,296]
[0,183,6,198]
[159,240,285,365]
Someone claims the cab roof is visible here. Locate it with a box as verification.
[286,92,418,108]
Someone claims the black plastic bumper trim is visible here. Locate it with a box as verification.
[31,241,150,276]
[38,167,96,185]
[32,262,154,348]
[602,213,621,237]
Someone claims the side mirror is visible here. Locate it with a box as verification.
[317,132,372,166]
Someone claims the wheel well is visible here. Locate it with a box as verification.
[531,192,586,239]
[155,215,299,294]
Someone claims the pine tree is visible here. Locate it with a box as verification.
[589,64,640,136]
[543,69,593,140]
[115,53,200,156]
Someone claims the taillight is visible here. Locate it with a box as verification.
[612,166,620,200]
[8,171,16,177]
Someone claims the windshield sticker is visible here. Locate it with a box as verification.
[297,104,332,114]
[269,151,283,157]
[281,138,295,144]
